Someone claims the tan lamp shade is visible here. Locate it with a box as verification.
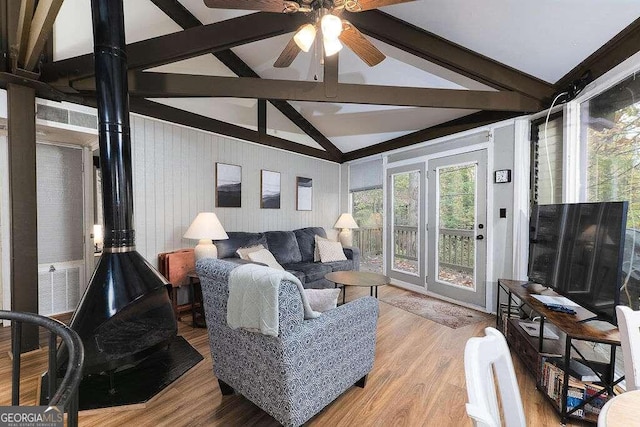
[334,213,358,247]
[334,213,359,229]
[184,212,229,260]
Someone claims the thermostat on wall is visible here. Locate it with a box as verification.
[494,169,511,183]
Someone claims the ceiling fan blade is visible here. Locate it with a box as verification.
[346,0,417,12]
[203,0,288,13]
[274,36,302,68]
[339,22,385,67]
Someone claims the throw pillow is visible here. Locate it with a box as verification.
[236,244,265,260]
[304,288,341,312]
[314,234,333,262]
[248,248,285,270]
[317,239,347,262]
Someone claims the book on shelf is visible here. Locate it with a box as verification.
[566,379,585,418]
[584,383,609,416]
[539,357,613,419]
[541,357,609,383]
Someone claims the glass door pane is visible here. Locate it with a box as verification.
[391,171,420,275]
[436,164,476,290]
[427,150,487,308]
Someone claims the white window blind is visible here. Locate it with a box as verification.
[349,158,383,192]
[36,144,84,263]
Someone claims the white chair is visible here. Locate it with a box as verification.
[616,305,640,391]
[464,327,526,427]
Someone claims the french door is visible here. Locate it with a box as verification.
[427,150,487,307]
[386,163,426,286]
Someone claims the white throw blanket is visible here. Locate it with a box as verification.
[227,263,321,337]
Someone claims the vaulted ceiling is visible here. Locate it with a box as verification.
[2,0,640,162]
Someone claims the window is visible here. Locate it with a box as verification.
[350,159,383,273]
[581,73,640,309]
[531,113,564,206]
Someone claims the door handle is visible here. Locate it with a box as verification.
[476,235,484,240]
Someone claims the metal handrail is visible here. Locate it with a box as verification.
[1,310,84,427]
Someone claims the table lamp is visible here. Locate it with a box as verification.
[184,212,229,261]
[334,213,359,247]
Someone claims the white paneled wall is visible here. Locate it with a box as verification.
[0,134,9,313]
[130,115,341,267]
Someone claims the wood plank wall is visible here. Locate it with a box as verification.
[129,115,341,267]
[0,134,9,314]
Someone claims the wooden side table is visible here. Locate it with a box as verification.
[187,272,206,328]
[158,248,196,322]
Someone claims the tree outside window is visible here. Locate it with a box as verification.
[351,188,383,272]
[582,73,640,309]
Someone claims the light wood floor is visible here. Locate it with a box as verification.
[0,286,588,426]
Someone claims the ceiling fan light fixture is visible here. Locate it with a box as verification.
[323,35,343,57]
[321,14,343,40]
[293,24,316,52]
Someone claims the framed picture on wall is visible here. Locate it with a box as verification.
[216,163,242,208]
[261,170,281,209]
[296,177,312,211]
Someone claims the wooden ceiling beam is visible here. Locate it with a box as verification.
[555,17,640,94]
[129,98,335,162]
[342,111,522,162]
[23,0,63,71]
[149,0,201,29]
[15,0,35,67]
[345,10,554,101]
[40,12,307,83]
[213,50,343,160]
[72,72,541,111]
[147,0,344,160]
[0,71,78,101]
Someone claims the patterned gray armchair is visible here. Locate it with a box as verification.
[197,258,379,427]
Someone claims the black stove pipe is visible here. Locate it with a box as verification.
[92,0,134,249]
[56,0,176,377]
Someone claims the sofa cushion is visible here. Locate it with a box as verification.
[283,262,332,283]
[265,231,302,265]
[323,259,354,272]
[214,232,267,259]
[293,227,327,262]
[285,269,306,283]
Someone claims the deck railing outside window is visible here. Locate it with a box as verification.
[354,226,474,272]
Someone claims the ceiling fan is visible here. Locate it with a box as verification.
[203,0,417,68]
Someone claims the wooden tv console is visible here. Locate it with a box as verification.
[497,279,622,424]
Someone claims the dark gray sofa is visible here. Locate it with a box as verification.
[213,227,360,289]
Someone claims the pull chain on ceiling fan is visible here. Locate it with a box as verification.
[203,0,417,68]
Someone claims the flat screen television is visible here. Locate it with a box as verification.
[528,201,628,324]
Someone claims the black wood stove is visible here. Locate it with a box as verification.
[47,1,202,410]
